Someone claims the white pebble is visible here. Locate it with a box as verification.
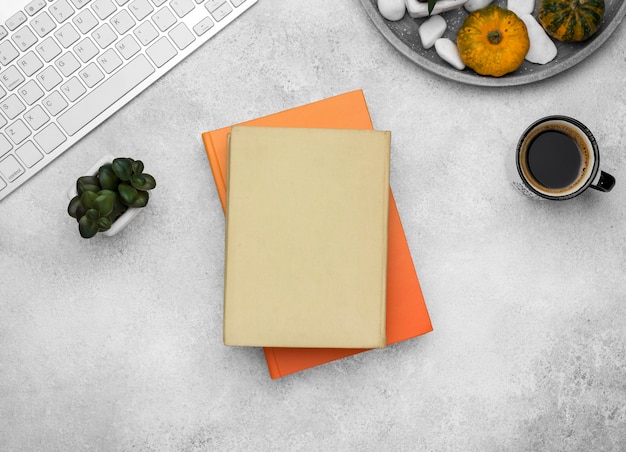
[464,0,494,12]
[419,15,447,49]
[406,0,469,18]
[435,38,465,70]
[507,0,535,15]
[520,14,557,64]
[377,0,406,21]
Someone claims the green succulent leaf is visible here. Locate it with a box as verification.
[67,195,82,219]
[98,163,120,190]
[428,0,438,15]
[128,190,149,208]
[118,182,139,206]
[76,175,100,196]
[112,158,133,181]
[132,160,144,175]
[80,190,98,209]
[79,215,99,238]
[130,173,156,191]
[93,190,115,216]
[97,217,112,231]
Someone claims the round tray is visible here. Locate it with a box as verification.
[360,0,626,87]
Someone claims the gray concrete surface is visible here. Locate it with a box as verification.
[1,0,625,450]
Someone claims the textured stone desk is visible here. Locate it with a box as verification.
[1,0,625,450]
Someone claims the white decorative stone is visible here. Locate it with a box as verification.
[419,15,447,49]
[520,13,557,64]
[464,0,494,12]
[434,38,465,70]
[377,0,406,21]
[507,0,535,15]
[405,0,469,18]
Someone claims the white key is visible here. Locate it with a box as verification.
[17,80,44,105]
[152,7,176,32]
[31,12,57,37]
[34,123,66,153]
[96,48,123,73]
[5,119,31,144]
[42,91,68,115]
[110,10,135,35]
[37,66,63,90]
[16,52,44,77]
[60,77,86,101]
[25,0,48,16]
[16,141,43,167]
[0,112,6,128]
[193,17,214,36]
[0,27,7,41]
[92,23,117,49]
[231,0,247,6]
[55,52,81,76]
[6,12,28,31]
[211,3,233,21]
[0,134,12,156]
[36,37,62,62]
[50,0,76,23]
[146,36,177,68]
[151,0,167,6]
[73,9,99,34]
[115,35,140,59]
[115,0,130,5]
[1,94,26,119]
[129,0,154,21]
[92,0,117,20]
[171,0,195,17]
[169,23,195,50]
[54,23,81,48]
[57,55,155,136]
[70,0,92,8]
[74,37,99,63]
[0,155,25,182]
[23,105,50,130]
[134,21,159,46]
[205,0,225,13]
[12,26,38,52]
[78,62,104,87]
[0,66,25,91]
[0,41,19,66]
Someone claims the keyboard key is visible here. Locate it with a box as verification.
[12,26,39,52]
[73,9,99,34]
[50,0,76,23]
[78,62,104,87]
[25,0,48,16]
[0,27,7,41]
[70,0,93,8]
[115,35,140,60]
[151,0,168,6]
[115,0,130,5]
[60,77,86,101]
[129,0,154,21]
[1,94,26,119]
[5,119,31,144]
[37,66,63,90]
[92,0,117,20]
[42,90,68,115]
[23,105,50,130]
[31,12,57,37]
[169,23,195,50]
[54,23,80,49]
[0,67,25,91]
[73,37,99,62]
[146,36,177,68]
[0,41,19,66]
[92,23,117,49]
[152,7,176,32]
[171,0,195,18]
[34,123,66,153]
[0,134,12,156]
[96,48,123,73]
[57,55,155,136]
[55,52,81,76]
[0,155,25,182]
[193,17,214,36]
[6,12,28,32]
[205,0,225,13]
[211,3,233,21]
[134,21,159,46]
[16,51,44,77]
[17,80,44,105]
[36,37,63,62]
[16,141,43,167]
[110,10,135,35]
[0,112,6,128]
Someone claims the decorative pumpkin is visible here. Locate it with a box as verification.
[538,0,605,42]
[456,5,530,77]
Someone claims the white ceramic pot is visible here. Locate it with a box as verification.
[67,155,142,237]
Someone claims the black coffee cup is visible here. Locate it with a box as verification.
[511,116,615,200]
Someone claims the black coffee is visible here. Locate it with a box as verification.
[526,131,581,189]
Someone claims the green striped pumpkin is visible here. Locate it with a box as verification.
[538,0,605,42]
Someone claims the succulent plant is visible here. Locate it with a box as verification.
[68,157,156,238]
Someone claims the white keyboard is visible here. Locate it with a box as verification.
[0,0,257,201]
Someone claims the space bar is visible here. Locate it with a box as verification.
[58,55,155,136]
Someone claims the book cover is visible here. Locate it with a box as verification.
[202,90,432,377]
[224,126,390,348]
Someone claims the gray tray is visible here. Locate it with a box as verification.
[360,0,626,86]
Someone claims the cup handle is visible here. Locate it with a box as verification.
[590,171,615,192]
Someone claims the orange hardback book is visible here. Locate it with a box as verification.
[201,90,432,378]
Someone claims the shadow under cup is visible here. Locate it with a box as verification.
[516,116,615,200]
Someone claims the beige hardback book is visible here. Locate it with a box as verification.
[224,126,390,348]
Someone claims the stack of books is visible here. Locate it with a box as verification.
[202,90,432,379]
